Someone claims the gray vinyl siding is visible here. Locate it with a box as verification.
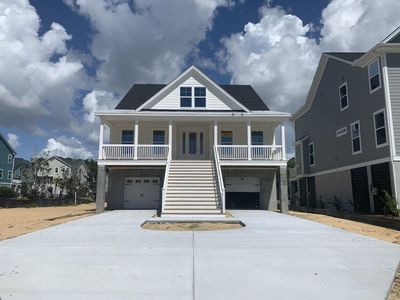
[387,53,400,156]
[295,144,302,175]
[295,57,390,174]
[0,140,14,185]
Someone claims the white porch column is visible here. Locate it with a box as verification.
[213,121,218,146]
[281,123,286,160]
[168,120,172,160]
[247,121,251,160]
[98,123,104,160]
[134,120,139,160]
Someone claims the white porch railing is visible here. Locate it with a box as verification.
[213,145,225,214]
[216,145,284,161]
[101,144,169,160]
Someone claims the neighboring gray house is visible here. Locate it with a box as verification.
[95,65,290,216]
[0,133,16,187]
[289,27,400,214]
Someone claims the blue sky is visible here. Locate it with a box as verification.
[0,0,399,159]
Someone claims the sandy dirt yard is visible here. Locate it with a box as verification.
[290,211,400,299]
[0,203,95,240]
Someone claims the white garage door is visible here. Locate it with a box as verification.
[225,177,260,193]
[123,177,160,209]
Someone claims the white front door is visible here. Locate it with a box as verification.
[179,128,206,159]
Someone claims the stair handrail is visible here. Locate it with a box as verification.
[161,146,171,213]
[213,145,226,214]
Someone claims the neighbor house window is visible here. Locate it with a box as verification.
[194,87,206,107]
[368,59,381,93]
[351,121,362,154]
[251,131,264,145]
[153,131,165,145]
[221,131,233,145]
[309,143,315,166]
[0,169,3,179]
[55,167,58,173]
[7,170,11,180]
[180,87,192,107]
[373,109,388,147]
[8,154,12,163]
[121,130,134,144]
[339,82,349,110]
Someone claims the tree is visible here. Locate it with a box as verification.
[85,159,97,196]
[27,151,51,199]
[60,162,89,204]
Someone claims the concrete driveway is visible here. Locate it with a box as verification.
[0,210,399,300]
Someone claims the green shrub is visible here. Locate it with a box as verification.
[0,186,17,198]
[380,190,399,217]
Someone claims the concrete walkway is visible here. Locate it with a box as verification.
[0,210,399,300]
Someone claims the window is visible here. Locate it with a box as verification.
[8,154,12,163]
[373,109,387,147]
[121,130,134,144]
[55,167,58,173]
[368,59,381,93]
[194,87,206,107]
[221,131,233,145]
[336,127,347,137]
[339,82,349,110]
[0,169,3,179]
[7,170,11,180]
[180,87,192,107]
[309,143,315,166]
[351,121,362,154]
[251,131,264,145]
[153,131,165,145]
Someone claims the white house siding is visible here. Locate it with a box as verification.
[151,77,232,110]
[40,158,70,179]
[387,53,400,156]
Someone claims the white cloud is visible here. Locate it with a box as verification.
[222,0,400,114]
[64,0,232,94]
[7,133,21,149]
[82,90,119,123]
[0,0,87,134]
[42,136,93,159]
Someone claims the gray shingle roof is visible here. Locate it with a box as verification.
[115,84,269,111]
[325,52,365,62]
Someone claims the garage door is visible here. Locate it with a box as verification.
[225,177,260,209]
[123,177,160,209]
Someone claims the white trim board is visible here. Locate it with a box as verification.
[296,157,391,178]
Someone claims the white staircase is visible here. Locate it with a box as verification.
[162,160,223,216]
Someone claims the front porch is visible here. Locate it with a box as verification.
[97,119,287,164]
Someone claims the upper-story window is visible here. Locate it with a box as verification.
[7,170,11,180]
[373,109,388,147]
[153,131,165,145]
[251,131,264,145]
[121,130,134,144]
[55,167,59,173]
[180,87,192,107]
[194,87,206,107]
[309,142,315,166]
[351,121,362,155]
[8,154,12,163]
[180,86,206,108]
[339,82,349,110]
[368,59,381,93]
[221,131,233,145]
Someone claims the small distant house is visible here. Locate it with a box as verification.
[0,133,16,188]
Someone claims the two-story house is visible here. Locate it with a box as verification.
[95,66,290,216]
[0,133,16,188]
[37,156,89,197]
[289,27,400,214]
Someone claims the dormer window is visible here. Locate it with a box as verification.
[368,59,381,93]
[180,87,192,107]
[194,87,206,107]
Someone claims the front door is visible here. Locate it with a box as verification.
[180,128,206,159]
